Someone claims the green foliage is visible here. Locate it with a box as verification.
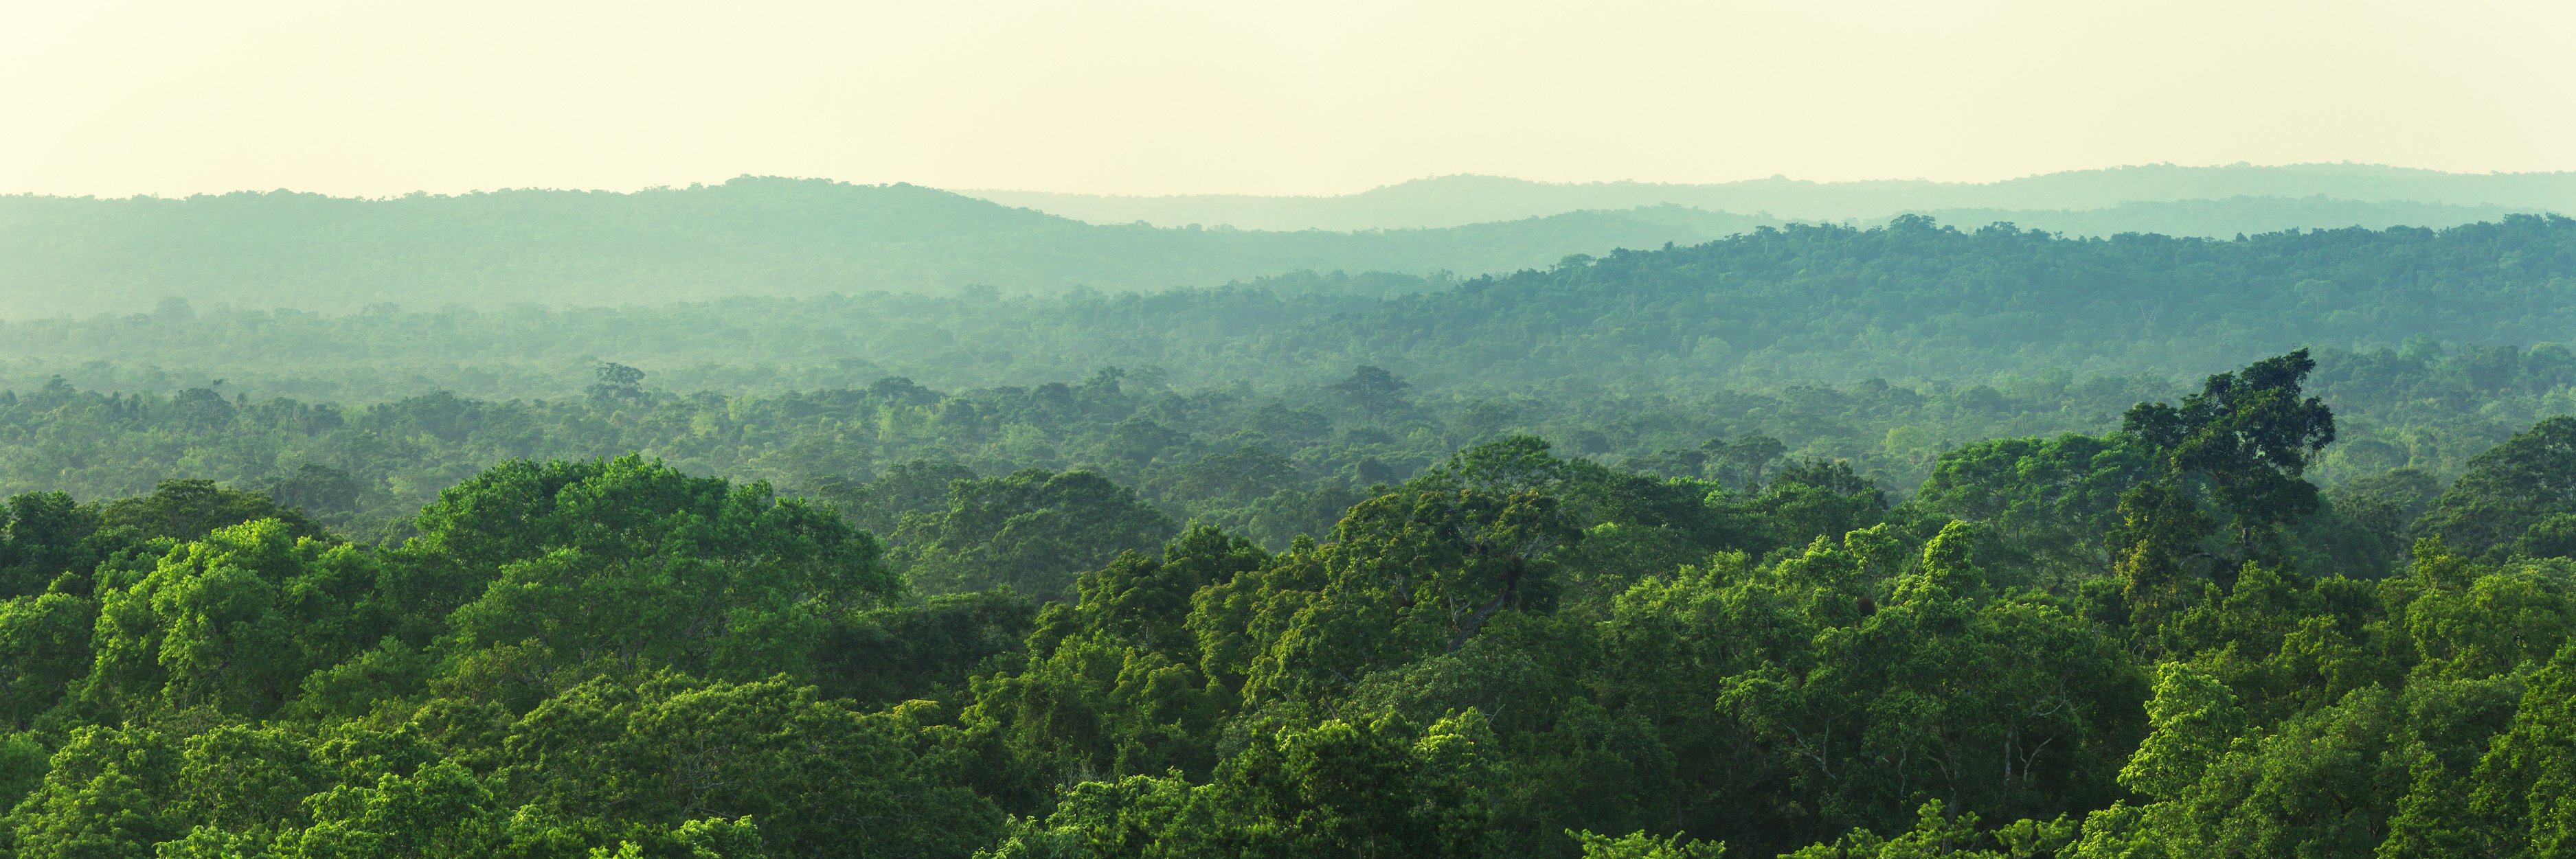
[10,349,2576,857]
[12,217,2576,413]
[1,492,106,597]
[84,519,379,718]
[1019,711,1505,859]
[8,726,185,859]
[1785,801,2076,859]
[22,151,2576,859]
[2421,415,2576,560]
[0,335,2559,575]
[0,593,96,728]
[429,455,900,687]
[1570,829,1725,859]
[816,589,1038,708]
[2117,663,2245,800]
[2112,351,2337,636]
[495,674,999,858]
[1914,433,2149,591]
[100,479,324,545]
[895,469,1177,599]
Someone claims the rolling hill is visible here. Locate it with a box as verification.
[0,179,1777,317]
[5,166,2559,319]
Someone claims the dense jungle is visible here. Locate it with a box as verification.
[4,198,2576,857]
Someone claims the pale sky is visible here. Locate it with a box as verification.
[3,0,2571,198]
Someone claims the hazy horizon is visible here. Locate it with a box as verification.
[5,161,2569,204]
[8,1,2573,198]
[9,6,2576,855]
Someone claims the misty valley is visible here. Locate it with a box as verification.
[3,171,2576,858]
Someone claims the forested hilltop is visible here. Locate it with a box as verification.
[0,179,1772,315]
[5,170,2559,318]
[3,216,2570,402]
[5,198,2576,856]
[14,352,2576,856]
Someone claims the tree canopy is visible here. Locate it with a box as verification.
[0,350,2569,856]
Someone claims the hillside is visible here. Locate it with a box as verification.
[1,215,2569,407]
[0,179,1776,317]
[969,163,2576,230]
[11,207,2576,859]
[1917,195,2529,240]
[6,170,2557,320]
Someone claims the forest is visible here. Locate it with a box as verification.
[5,211,2576,857]
[7,165,2563,317]
[9,348,2576,857]
[2,179,1643,314]
[3,214,2574,404]
[19,0,2576,847]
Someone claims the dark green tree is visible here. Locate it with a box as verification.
[896,469,1176,599]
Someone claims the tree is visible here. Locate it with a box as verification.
[1232,481,1579,707]
[1330,365,1411,413]
[815,589,1038,708]
[817,459,976,537]
[260,464,365,518]
[7,726,185,859]
[98,479,322,544]
[585,363,647,405]
[433,455,899,687]
[2117,663,2244,801]
[964,527,1265,783]
[2123,350,2337,551]
[1783,801,2074,859]
[1039,711,1504,859]
[1,492,102,597]
[1160,446,1296,503]
[84,518,380,718]
[1572,829,1726,858]
[895,469,1176,599]
[2420,415,2576,559]
[2113,351,2336,628]
[1706,435,1787,492]
[495,674,1002,858]
[1912,433,2152,592]
[0,592,95,727]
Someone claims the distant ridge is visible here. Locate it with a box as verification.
[4,214,2571,406]
[964,163,2576,231]
[0,169,2552,319]
[0,179,1778,317]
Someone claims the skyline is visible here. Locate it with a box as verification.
[5,1,2573,198]
[10,161,2573,203]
